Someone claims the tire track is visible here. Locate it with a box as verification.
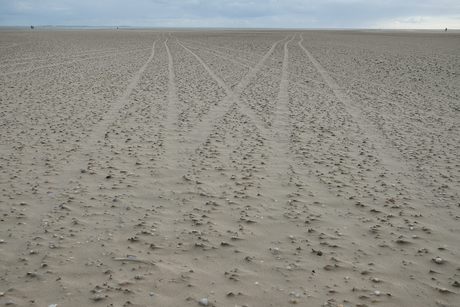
[233,35,292,96]
[176,33,309,196]
[172,38,235,154]
[172,34,292,144]
[0,46,133,66]
[0,47,153,76]
[165,36,180,114]
[298,33,416,183]
[86,36,161,143]
[299,34,382,138]
[180,41,254,68]
[182,39,328,92]
[161,35,194,168]
[271,34,295,129]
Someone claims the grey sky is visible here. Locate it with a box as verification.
[1,0,459,28]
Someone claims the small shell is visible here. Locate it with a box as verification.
[374,291,380,296]
[435,257,443,264]
[439,288,453,293]
[199,298,208,306]
[372,278,379,282]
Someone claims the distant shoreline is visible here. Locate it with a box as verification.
[0,25,458,32]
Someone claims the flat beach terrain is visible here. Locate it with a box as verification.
[0,28,459,307]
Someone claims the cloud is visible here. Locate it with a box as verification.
[0,0,459,28]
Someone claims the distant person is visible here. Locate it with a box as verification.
[445,28,447,32]
[31,25,34,29]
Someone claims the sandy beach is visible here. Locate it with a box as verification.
[0,28,459,307]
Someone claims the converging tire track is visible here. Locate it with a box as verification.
[181,39,329,95]
[168,34,292,150]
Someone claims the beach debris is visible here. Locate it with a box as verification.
[199,298,208,306]
[434,257,443,264]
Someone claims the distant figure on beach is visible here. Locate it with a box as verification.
[445,28,447,32]
[31,25,34,29]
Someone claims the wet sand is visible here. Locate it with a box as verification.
[0,28,459,307]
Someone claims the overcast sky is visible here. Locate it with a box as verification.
[1,0,459,29]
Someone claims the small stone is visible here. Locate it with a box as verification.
[374,291,380,296]
[199,298,208,306]
[317,251,323,256]
[372,278,379,282]
[149,292,155,296]
[6,301,13,305]
[435,257,443,264]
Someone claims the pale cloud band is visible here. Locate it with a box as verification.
[1,0,459,29]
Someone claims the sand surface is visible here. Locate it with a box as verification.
[0,28,459,307]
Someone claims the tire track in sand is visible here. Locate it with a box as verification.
[181,39,328,88]
[66,35,160,171]
[298,33,415,184]
[271,34,295,130]
[298,33,396,150]
[157,34,292,162]
[0,47,153,77]
[92,36,161,141]
[175,34,313,200]
[180,34,292,129]
[161,35,194,169]
[2,36,162,280]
